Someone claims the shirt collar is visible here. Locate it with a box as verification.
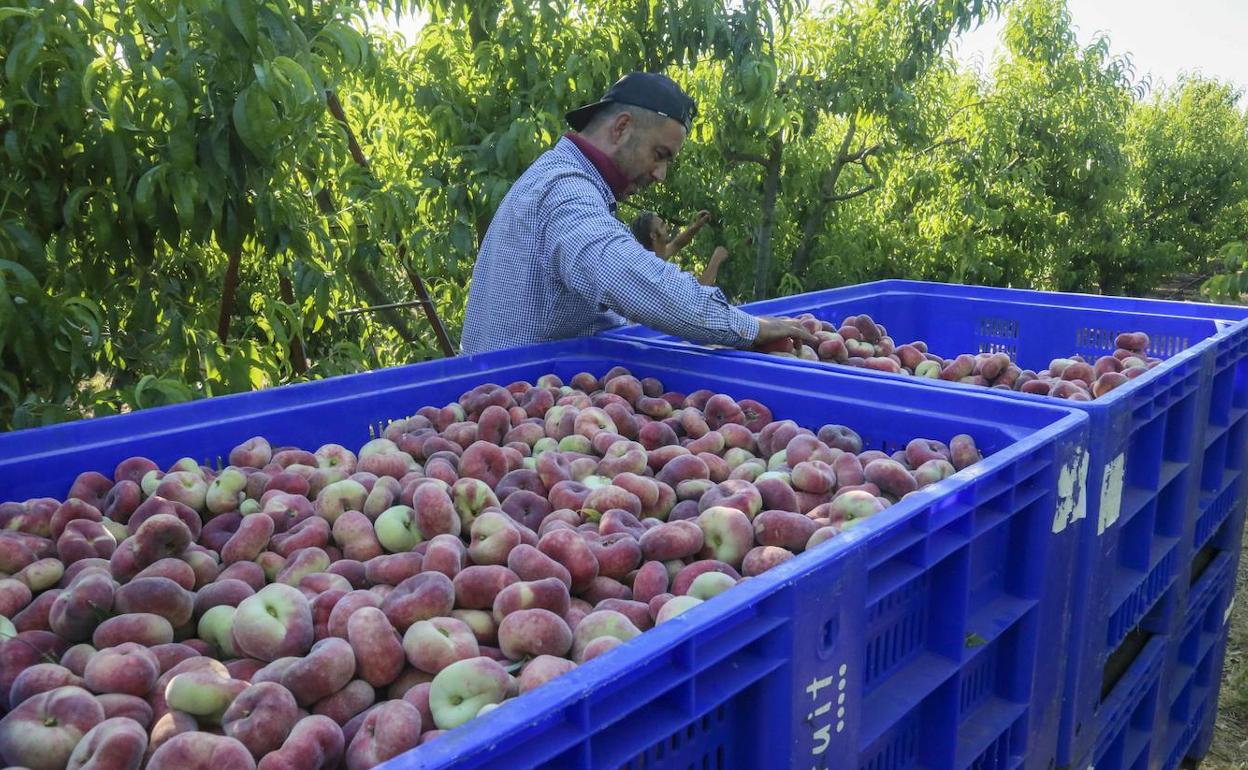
[563,131,631,201]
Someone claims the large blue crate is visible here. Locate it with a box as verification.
[1154,485,1246,770]
[606,279,1248,768]
[0,338,1088,770]
[1188,602,1238,763]
[1079,627,1168,770]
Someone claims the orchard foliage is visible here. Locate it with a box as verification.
[0,0,439,431]
[2,0,1247,430]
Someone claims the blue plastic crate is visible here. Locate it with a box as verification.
[1155,561,1235,770]
[1156,484,1246,770]
[0,337,1088,770]
[1078,629,1167,770]
[1188,605,1237,763]
[607,279,1248,768]
[1192,314,1248,540]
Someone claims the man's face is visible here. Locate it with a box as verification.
[607,111,687,198]
[650,218,669,249]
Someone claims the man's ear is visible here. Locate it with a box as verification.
[609,111,632,145]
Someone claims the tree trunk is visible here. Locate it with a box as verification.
[278,273,308,374]
[308,178,422,345]
[323,90,449,350]
[752,136,784,300]
[350,266,422,345]
[217,243,242,341]
[792,117,858,278]
[403,257,457,357]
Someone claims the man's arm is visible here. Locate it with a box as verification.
[663,209,711,259]
[698,246,728,286]
[544,181,758,347]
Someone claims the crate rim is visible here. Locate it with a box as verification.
[603,283,1230,415]
[0,336,1088,464]
[741,279,1248,324]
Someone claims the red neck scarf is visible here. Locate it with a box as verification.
[564,131,631,200]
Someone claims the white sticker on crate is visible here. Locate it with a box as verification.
[1055,448,1090,533]
[1228,599,1236,626]
[1098,453,1126,535]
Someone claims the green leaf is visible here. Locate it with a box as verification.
[0,260,40,292]
[224,0,258,46]
[320,22,367,70]
[4,25,46,85]
[62,187,93,224]
[494,127,516,169]
[152,78,190,127]
[81,57,110,106]
[4,129,20,164]
[62,297,102,344]
[171,173,198,230]
[232,84,281,157]
[450,221,475,254]
[167,128,196,171]
[134,165,167,219]
[0,371,20,406]
[132,375,158,410]
[0,7,37,21]
[271,56,317,109]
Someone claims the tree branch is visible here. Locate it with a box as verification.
[752,136,785,300]
[792,114,879,276]
[826,184,878,202]
[943,99,991,125]
[909,136,966,158]
[817,114,858,198]
[724,150,768,166]
[402,256,456,357]
[302,166,421,346]
[326,91,370,169]
[842,142,882,164]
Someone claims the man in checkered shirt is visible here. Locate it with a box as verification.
[460,72,816,355]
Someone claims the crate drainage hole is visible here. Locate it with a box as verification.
[821,617,839,655]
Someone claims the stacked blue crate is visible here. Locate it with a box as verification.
[606,280,1248,769]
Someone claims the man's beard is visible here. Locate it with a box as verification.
[610,143,653,197]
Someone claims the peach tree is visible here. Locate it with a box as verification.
[628,0,1008,300]
[0,0,440,430]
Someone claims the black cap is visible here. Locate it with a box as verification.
[566,72,697,132]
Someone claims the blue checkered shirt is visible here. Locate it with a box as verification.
[460,137,759,354]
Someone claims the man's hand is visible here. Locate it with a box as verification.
[692,210,712,229]
[752,316,818,351]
